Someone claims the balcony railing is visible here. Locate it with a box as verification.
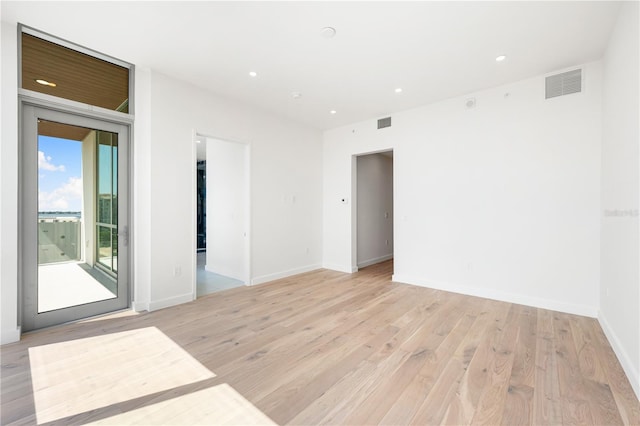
[38,218,81,264]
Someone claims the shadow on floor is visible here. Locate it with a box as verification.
[79,263,117,293]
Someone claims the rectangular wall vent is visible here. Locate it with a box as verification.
[545,69,582,99]
[377,117,392,129]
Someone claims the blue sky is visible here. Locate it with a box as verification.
[38,135,82,212]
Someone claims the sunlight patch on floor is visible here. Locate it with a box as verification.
[87,383,276,425]
[29,327,215,424]
[78,308,140,323]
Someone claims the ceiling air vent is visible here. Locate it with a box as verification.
[377,117,392,129]
[545,69,582,99]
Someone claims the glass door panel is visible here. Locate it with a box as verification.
[22,105,129,331]
[96,131,118,274]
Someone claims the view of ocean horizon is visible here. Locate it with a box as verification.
[38,212,81,219]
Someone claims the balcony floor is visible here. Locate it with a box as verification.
[38,262,116,313]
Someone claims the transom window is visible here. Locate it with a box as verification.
[21,29,131,113]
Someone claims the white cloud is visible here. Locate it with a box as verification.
[39,177,83,211]
[38,151,66,172]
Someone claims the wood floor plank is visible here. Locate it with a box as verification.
[2,260,638,425]
[381,297,486,425]
[258,324,402,424]
[219,289,412,400]
[502,304,537,425]
[569,315,608,384]
[288,349,410,425]
[402,311,482,425]
[554,312,596,424]
[469,304,521,425]
[341,293,475,425]
[440,300,512,425]
[590,321,640,425]
[532,309,563,425]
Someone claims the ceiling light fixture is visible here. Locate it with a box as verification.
[291,91,302,99]
[249,71,257,77]
[35,79,56,87]
[495,55,507,62]
[330,110,337,115]
[320,27,336,39]
[395,88,403,93]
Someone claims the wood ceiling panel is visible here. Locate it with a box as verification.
[38,120,93,142]
[22,34,129,112]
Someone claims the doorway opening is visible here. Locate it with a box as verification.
[354,150,394,271]
[194,135,250,297]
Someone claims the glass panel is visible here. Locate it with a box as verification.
[37,121,117,313]
[112,142,118,226]
[37,132,82,266]
[97,226,113,270]
[97,135,112,225]
[22,33,129,113]
[112,227,118,273]
[96,131,118,276]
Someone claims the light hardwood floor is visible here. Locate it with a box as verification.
[2,261,639,425]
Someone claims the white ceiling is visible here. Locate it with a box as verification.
[1,1,621,130]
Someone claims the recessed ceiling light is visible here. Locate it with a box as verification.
[249,71,257,77]
[330,110,337,115]
[291,91,302,99]
[320,27,336,39]
[395,88,403,93]
[35,79,56,87]
[495,55,507,62]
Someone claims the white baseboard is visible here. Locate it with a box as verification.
[1,326,21,345]
[391,274,598,318]
[357,254,393,269]
[598,311,640,400]
[148,292,195,311]
[322,263,357,273]
[251,264,322,286]
[131,300,149,312]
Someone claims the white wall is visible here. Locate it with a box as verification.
[324,61,603,317]
[81,131,96,266]
[145,71,322,309]
[132,66,152,311]
[356,153,394,268]
[206,138,247,282]
[1,22,21,344]
[600,1,640,398]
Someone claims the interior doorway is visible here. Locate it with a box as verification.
[21,105,130,331]
[354,150,394,270]
[193,135,249,297]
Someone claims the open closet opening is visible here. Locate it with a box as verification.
[194,135,249,297]
[355,150,394,271]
